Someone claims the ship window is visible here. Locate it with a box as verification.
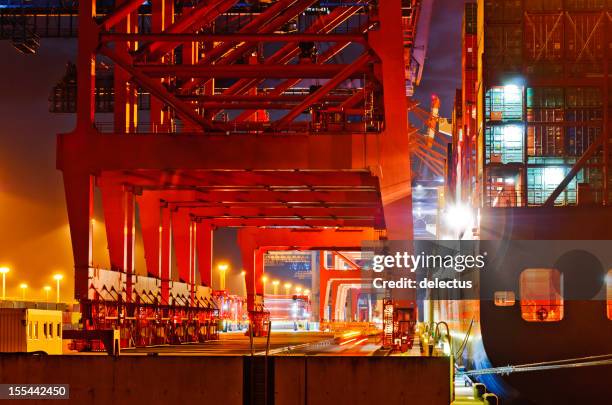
[49,323,53,338]
[44,323,48,338]
[520,268,563,322]
[607,270,611,320]
[494,291,515,306]
[34,321,38,339]
[28,321,32,339]
[57,323,61,338]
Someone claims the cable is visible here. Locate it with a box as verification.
[453,318,474,359]
[460,355,612,376]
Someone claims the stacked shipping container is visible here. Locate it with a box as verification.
[479,0,610,207]
[450,3,479,205]
[463,2,479,204]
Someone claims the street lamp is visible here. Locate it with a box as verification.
[295,286,302,295]
[53,274,63,303]
[217,263,228,290]
[304,289,310,297]
[272,280,279,295]
[43,285,51,309]
[284,282,292,296]
[19,283,27,300]
[0,267,9,300]
[43,285,51,301]
[261,275,268,295]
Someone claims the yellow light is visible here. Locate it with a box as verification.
[240,270,246,277]
[19,283,27,289]
[53,274,64,281]
[0,267,9,274]
[341,330,360,339]
[304,289,310,295]
[272,280,279,286]
[43,286,51,292]
[262,275,268,282]
[295,286,302,293]
[218,263,228,272]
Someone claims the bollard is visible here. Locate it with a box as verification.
[472,383,487,400]
[483,393,499,405]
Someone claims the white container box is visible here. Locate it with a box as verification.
[0,308,63,354]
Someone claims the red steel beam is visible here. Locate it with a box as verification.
[103,33,365,43]
[171,201,379,209]
[138,64,364,78]
[234,39,359,122]
[141,0,238,59]
[179,94,350,102]
[172,210,195,285]
[177,206,381,218]
[339,90,365,109]
[273,53,372,129]
[98,170,380,188]
[58,133,371,171]
[99,46,209,131]
[139,189,381,204]
[222,18,366,121]
[195,102,314,110]
[136,193,162,278]
[102,0,145,31]
[195,222,213,287]
[238,228,377,254]
[215,6,362,117]
[192,218,376,227]
[198,0,315,67]
[181,0,319,95]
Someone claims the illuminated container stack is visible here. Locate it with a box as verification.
[462,2,479,204]
[478,0,610,208]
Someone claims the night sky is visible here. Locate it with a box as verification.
[0,1,461,301]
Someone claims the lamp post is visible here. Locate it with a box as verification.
[284,282,292,296]
[19,283,27,300]
[272,280,279,295]
[261,275,268,296]
[295,286,302,295]
[43,285,51,301]
[43,285,51,309]
[53,274,63,303]
[218,263,228,290]
[0,267,9,300]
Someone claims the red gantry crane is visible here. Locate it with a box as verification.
[2,0,433,345]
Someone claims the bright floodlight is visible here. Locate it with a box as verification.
[545,167,566,185]
[43,285,51,291]
[503,84,522,103]
[19,283,27,289]
[503,125,523,145]
[272,280,279,286]
[0,267,9,274]
[53,274,64,281]
[218,263,228,272]
[240,270,246,277]
[444,204,475,232]
[261,275,268,282]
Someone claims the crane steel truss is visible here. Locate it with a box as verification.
[57,0,422,339]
